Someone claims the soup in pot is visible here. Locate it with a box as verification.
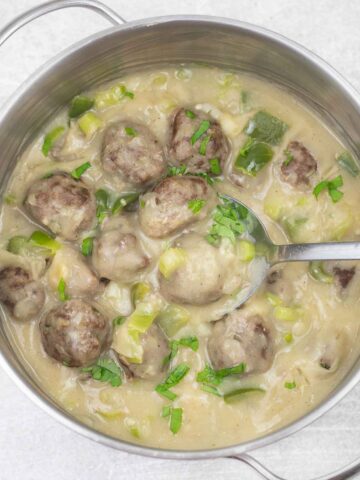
[1,66,360,450]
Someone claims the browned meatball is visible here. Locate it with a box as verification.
[0,266,45,321]
[92,229,150,282]
[101,121,166,186]
[139,175,216,238]
[25,173,96,241]
[121,324,169,379]
[40,299,111,367]
[208,313,275,374]
[280,141,317,187]
[168,108,229,173]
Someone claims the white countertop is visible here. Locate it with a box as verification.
[0,1,359,479]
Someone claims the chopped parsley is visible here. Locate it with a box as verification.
[185,109,196,119]
[162,406,183,434]
[57,278,70,302]
[81,237,93,256]
[209,158,221,175]
[206,196,249,245]
[199,135,211,155]
[113,316,126,327]
[155,363,190,400]
[124,127,137,137]
[284,381,296,390]
[244,110,288,145]
[191,120,210,145]
[235,138,274,176]
[71,161,91,180]
[82,358,122,387]
[313,175,344,203]
[163,336,199,365]
[188,198,206,214]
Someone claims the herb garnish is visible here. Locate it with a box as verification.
[209,158,221,175]
[113,316,126,327]
[155,363,190,400]
[69,95,94,118]
[199,135,211,155]
[185,110,196,119]
[42,126,65,156]
[313,175,344,203]
[57,278,70,302]
[163,336,199,366]
[284,381,296,390]
[191,120,210,145]
[196,363,247,387]
[161,406,183,434]
[112,192,139,215]
[188,199,206,214]
[206,196,248,245]
[71,161,91,180]
[167,165,188,176]
[235,138,274,176]
[82,358,122,387]
[81,237,93,257]
[28,230,61,255]
[244,110,288,145]
[283,149,294,166]
[95,189,110,223]
[125,127,137,137]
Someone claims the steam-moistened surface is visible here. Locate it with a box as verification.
[1,67,360,450]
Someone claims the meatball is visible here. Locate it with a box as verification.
[0,266,45,321]
[101,121,166,187]
[139,175,216,238]
[159,233,225,305]
[25,173,96,241]
[168,107,229,174]
[92,229,149,283]
[40,299,111,367]
[121,324,169,379]
[208,313,275,374]
[280,141,317,187]
[333,266,355,289]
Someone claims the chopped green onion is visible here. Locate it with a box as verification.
[313,175,344,203]
[159,248,187,279]
[42,126,65,156]
[274,306,300,322]
[124,127,137,137]
[209,158,221,175]
[199,135,211,155]
[309,261,333,284]
[113,316,126,327]
[156,304,190,337]
[200,385,222,397]
[81,237,93,257]
[235,138,274,176]
[185,109,196,119]
[155,363,190,400]
[163,336,199,365]
[161,405,172,417]
[169,407,183,434]
[244,110,288,145]
[57,278,70,302]
[224,387,265,403]
[168,165,187,176]
[124,91,134,99]
[336,151,359,177]
[94,84,134,109]
[196,363,246,387]
[29,230,61,255]
[95,189,111,223]
[283,149,294,166]
[131,282,151,306]
[71,161,91,180]
[78,112,103,138]
[191,120,210,145]
[188,198,206,214]
[112,193,139,215]
[284,381,296,390]
[81,358,122,387]
[69,95,94,118]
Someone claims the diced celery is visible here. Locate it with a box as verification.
[159,248,187,279]
[274,306,300,322]
[131,282,151,306]
[265,292,282,306]
[237,240,255,261]
[156,304,190,337]
[309,261,333,284]
[42,126,65,156]
[7,235,28,254]
[94,84,134,109]
[78,112,103,138]
[95,409,124,420]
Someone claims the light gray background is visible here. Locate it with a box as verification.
[0,1,359,479]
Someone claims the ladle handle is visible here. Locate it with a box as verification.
[274,241,360,263]
[0,0,125,47]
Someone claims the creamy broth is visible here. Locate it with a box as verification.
[1,66,360,450]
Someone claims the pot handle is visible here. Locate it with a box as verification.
[0,0,125,47]
[229,453,360,480]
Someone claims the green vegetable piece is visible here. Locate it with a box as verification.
[124,91,134,99]
[82,358,122,387]
[199,135,211,155]
[71,161,91,180]
[168,165,187,176]
[112,192,139,215]
[94,84,134,109]
[69,95,94,118]
[284,381,296,390]
[309,261,333,284]
[169,407,183,434]
[42,126,65,156]
[95,189,111,223]
[164,336,199,365]
[81,237,93,257]
[155,363,190,400]
[4,194,16,205]
[209,158,221,175]
[200,384,222,397]
[131,282,151,306]
[224,387,265,403]
[336,151,359,177]
[313,175,344,203]
[125,127,137,137]
[274,306,300,322]
[237,240,255,261]
[113,316,126,327]
[7,235,28,254]
[185,109,196,119]
[244,110,288,145]
[196,363,246,387]
[57,278,70,302]
[156,304,190,337]
[161,405,172,417]
[283,332,293,344]
[29,230,61,255]
[78,112,103,138]
[235,139,274,176]
[191,120,210,145]
[283,149,294,166]
[188,198,206,214]
[159,248,187,279]
[207,197,248,246]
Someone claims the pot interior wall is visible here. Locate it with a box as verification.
[0,18,360,454]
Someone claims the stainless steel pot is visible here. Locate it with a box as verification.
[0,2,359,479]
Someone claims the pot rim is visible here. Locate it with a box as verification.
[1,13,360,460]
